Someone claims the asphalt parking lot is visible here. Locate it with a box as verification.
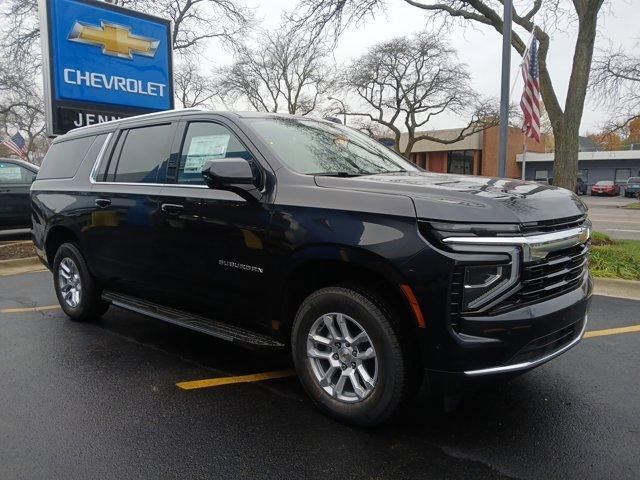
[1,269,639,480]
[583,195,640,240]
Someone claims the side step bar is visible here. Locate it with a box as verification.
[102,291,284,349]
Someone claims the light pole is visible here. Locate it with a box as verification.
[328,97,347,126]
[498,0,513,179]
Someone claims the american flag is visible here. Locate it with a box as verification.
[2,132,29,158]
[520,38,541,143]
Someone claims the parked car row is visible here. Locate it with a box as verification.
[534,176,639,197]
[589,178,640,197]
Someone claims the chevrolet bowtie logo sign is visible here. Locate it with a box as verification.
[68,21,159,60]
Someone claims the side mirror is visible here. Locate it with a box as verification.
[201,158,262,201]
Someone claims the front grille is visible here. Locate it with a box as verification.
[448,234,589,317]
[496,242,589,312]
[509,322,579,364]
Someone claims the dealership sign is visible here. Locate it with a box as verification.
[39,0,173,135]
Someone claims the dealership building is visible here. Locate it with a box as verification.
[516,150,640,185]
[399,125,640,185]
[398,125,545,178]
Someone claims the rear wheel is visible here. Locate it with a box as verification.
[292,286,420,426]
[53,243,109,321]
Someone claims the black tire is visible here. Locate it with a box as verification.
[291,285,420,427]
[53,242,109,322]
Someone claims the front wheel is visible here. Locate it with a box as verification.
[53,243,109,321]
[291,286,420,426]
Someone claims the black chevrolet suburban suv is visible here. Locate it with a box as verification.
[32,110,592,426]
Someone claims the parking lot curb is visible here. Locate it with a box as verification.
[593,277,640,301]
[0,257,47,277]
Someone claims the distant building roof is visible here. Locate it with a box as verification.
[398,127,483,153]
[516,150,640,163]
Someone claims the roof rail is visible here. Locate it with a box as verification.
[69,108,206,133]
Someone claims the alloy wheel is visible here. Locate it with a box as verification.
[58,257,82,308]
[306,313,378,403]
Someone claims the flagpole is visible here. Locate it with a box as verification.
[497,0,513,179]
[522,136,527,180]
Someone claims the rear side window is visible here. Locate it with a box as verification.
[38,136,96,179]
[111,124,172,183]
[0,162,35,184]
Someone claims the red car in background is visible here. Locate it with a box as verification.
[591,180,620,196]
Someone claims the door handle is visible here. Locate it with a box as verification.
[95,198,111,208]
[161,203,184,214]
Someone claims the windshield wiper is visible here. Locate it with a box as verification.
[310,172,365,177]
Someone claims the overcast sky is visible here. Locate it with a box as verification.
[202,0,639,135]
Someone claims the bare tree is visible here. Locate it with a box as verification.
[351,118,395,139]
[146,0,253,53]
[0,60,49,163]
[290,0,607,189]
[174,59,219,108]
[591,45,640,136]
[218,28,334,115]
[334,33,497,157]
[1,0,252,57]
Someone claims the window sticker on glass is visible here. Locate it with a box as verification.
[0,165,22,181]
[184,134,230,172]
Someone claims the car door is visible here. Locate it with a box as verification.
[85,122,178,301]
[155,119,274,329]
[0,160,36,229]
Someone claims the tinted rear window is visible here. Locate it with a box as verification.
[38,136,96,179]
[111,124,172,183]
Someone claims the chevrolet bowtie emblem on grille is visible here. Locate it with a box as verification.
[68,21,159,60]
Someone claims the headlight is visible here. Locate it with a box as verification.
[463,264,513,310]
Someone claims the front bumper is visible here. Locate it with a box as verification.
[464,314,587,376]
[403,221,592,378]
[415,273,592,375]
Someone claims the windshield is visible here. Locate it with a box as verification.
[247,117,419,175]
[628,177,640,183]
[596,181,613,186]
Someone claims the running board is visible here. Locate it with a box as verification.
[102,291,284,349]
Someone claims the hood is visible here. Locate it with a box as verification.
[314,171,587,224]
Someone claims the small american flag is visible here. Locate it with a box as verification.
[520,38,541,143]
[2,132,29,158]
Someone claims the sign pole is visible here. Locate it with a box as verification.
[498,0,513,178]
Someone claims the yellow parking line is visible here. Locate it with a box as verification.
[583,324,640,339]
[176,369,296,390]
[177,325,640,391]
[0,305,60,313]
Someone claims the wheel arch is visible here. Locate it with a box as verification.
[274,245,421,348]
[45,225,80,267]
